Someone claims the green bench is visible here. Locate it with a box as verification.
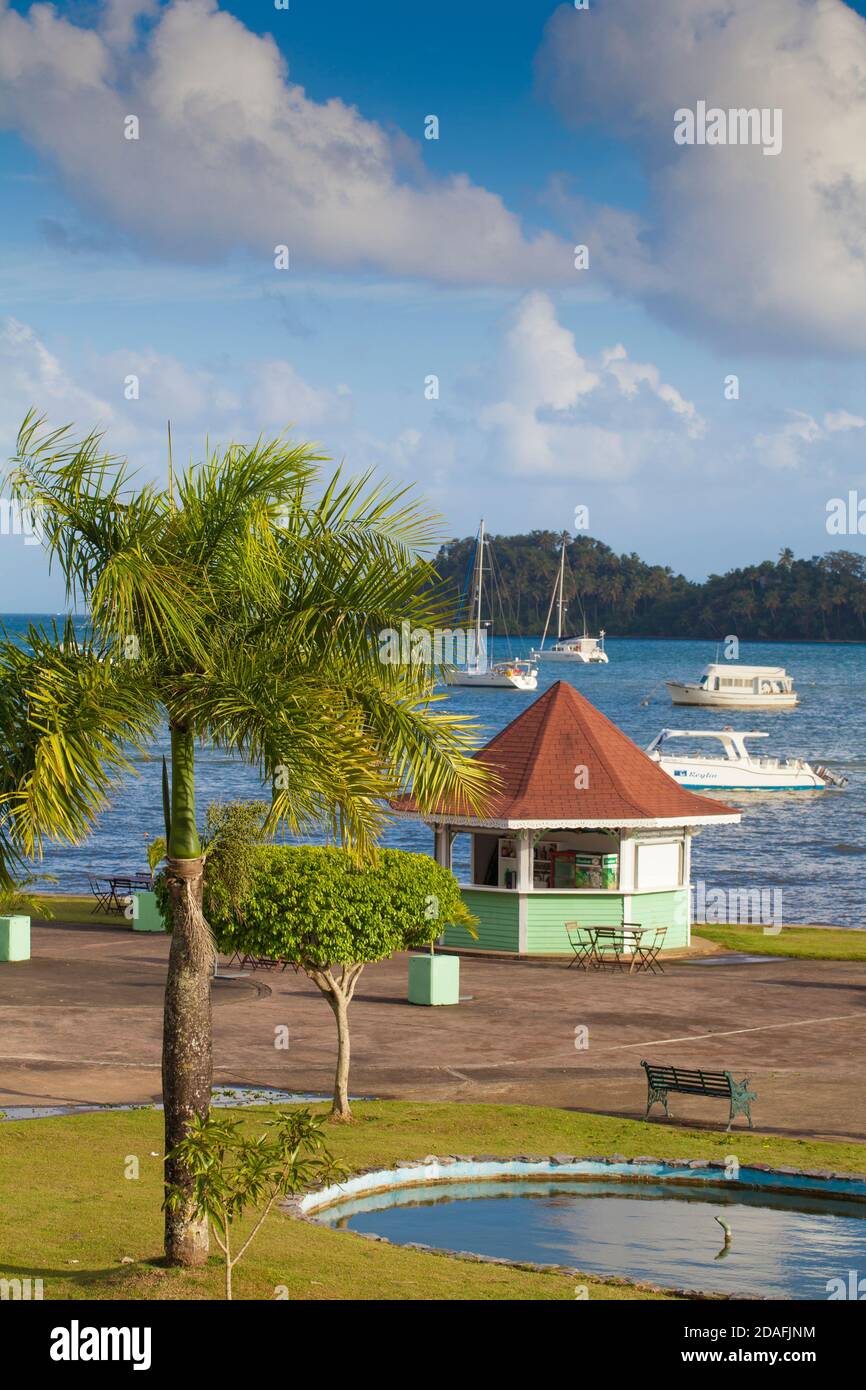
[641,1059,757,1131]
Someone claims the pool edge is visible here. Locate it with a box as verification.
[281,1153,866,1302]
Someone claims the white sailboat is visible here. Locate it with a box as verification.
[645,729,846,791]
[530,534,609,664]
[444,520,538,690]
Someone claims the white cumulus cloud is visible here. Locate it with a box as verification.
[537,0,866,352]
[479,293,704,478]
[0,0,569,285]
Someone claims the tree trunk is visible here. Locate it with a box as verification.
[162,724,212,1267]
[307,964,364,1124]
[224,1220,232,1302]
[329,993,352,1121]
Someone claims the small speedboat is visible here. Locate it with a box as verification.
[665,663,798,709]
[645,728,846,790]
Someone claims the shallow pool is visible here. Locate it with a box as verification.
[315,1178,866,1298]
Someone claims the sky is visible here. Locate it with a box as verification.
[2,0,866,607]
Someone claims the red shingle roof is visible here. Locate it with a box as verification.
[395,681,739,825]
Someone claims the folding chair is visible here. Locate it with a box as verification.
[592,923,644,973]
[632,926,667,974]
[87,874,114,914]
[109,876,134,913]
[565,923,598,970]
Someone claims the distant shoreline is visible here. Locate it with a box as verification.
[2,614,866,647]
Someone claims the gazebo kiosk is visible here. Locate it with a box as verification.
[395,682,740,956]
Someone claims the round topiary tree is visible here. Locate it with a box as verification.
[207,845,475,1120]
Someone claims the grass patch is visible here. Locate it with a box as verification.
[32,894,132,929]
[697,923,866,960]
[1,1101,864,1301]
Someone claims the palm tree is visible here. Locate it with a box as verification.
[0,413,490,1267]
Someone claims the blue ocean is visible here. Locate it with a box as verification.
[6,618,865,929]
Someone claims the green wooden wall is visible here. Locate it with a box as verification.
[444,887,520,952]
[626,889,689,949]
[526,893,623,954]
[451,887,690,954]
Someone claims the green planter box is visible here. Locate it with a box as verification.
[408,953,460,1006]
[131,891,165,933]
[0,914,30,961]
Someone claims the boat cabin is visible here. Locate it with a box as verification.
[392,682,741,956]
[698,664,794,697]
[551,635,606,657]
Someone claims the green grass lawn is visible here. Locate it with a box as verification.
[32,894,132,928]
[696,923,866,960]
[2,1101,864,1301]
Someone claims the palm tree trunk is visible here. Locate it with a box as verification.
[162,723,212,1266]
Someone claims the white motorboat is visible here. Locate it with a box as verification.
[665,663,798,709]
[445,520,538,690]
[530,534,609,664]
[645,728,846,791]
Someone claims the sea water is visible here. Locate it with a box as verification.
[7,619,864,929]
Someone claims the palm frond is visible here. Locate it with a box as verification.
[0,622,159,882]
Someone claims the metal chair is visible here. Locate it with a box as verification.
[565,923,599,970]
[87,874,114,914]
[632,926,667,974]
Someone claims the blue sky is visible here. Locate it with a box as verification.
[2,0,866,608]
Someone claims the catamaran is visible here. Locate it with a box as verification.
[529,533,609,664]
[665,663,798,708]
[444,520,538,689]
[645,729,846,791]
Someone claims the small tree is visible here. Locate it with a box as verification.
[165,1108,340,1299]
[207,846,476,1120]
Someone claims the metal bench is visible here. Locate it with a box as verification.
[641,1059,757,1131]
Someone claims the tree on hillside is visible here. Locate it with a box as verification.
[432,531,866,641]
[205,845,475,1120]
[0,413,490,1264]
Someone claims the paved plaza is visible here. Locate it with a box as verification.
[1,917,864,1141]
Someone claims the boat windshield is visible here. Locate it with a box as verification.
[657,732,744,760]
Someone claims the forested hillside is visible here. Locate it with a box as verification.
[433,532,866,641]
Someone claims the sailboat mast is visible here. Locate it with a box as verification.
[556,534,567,640]
[475,519,486,667]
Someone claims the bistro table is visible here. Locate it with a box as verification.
[88,872,153,915]
[566,923,667,974]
